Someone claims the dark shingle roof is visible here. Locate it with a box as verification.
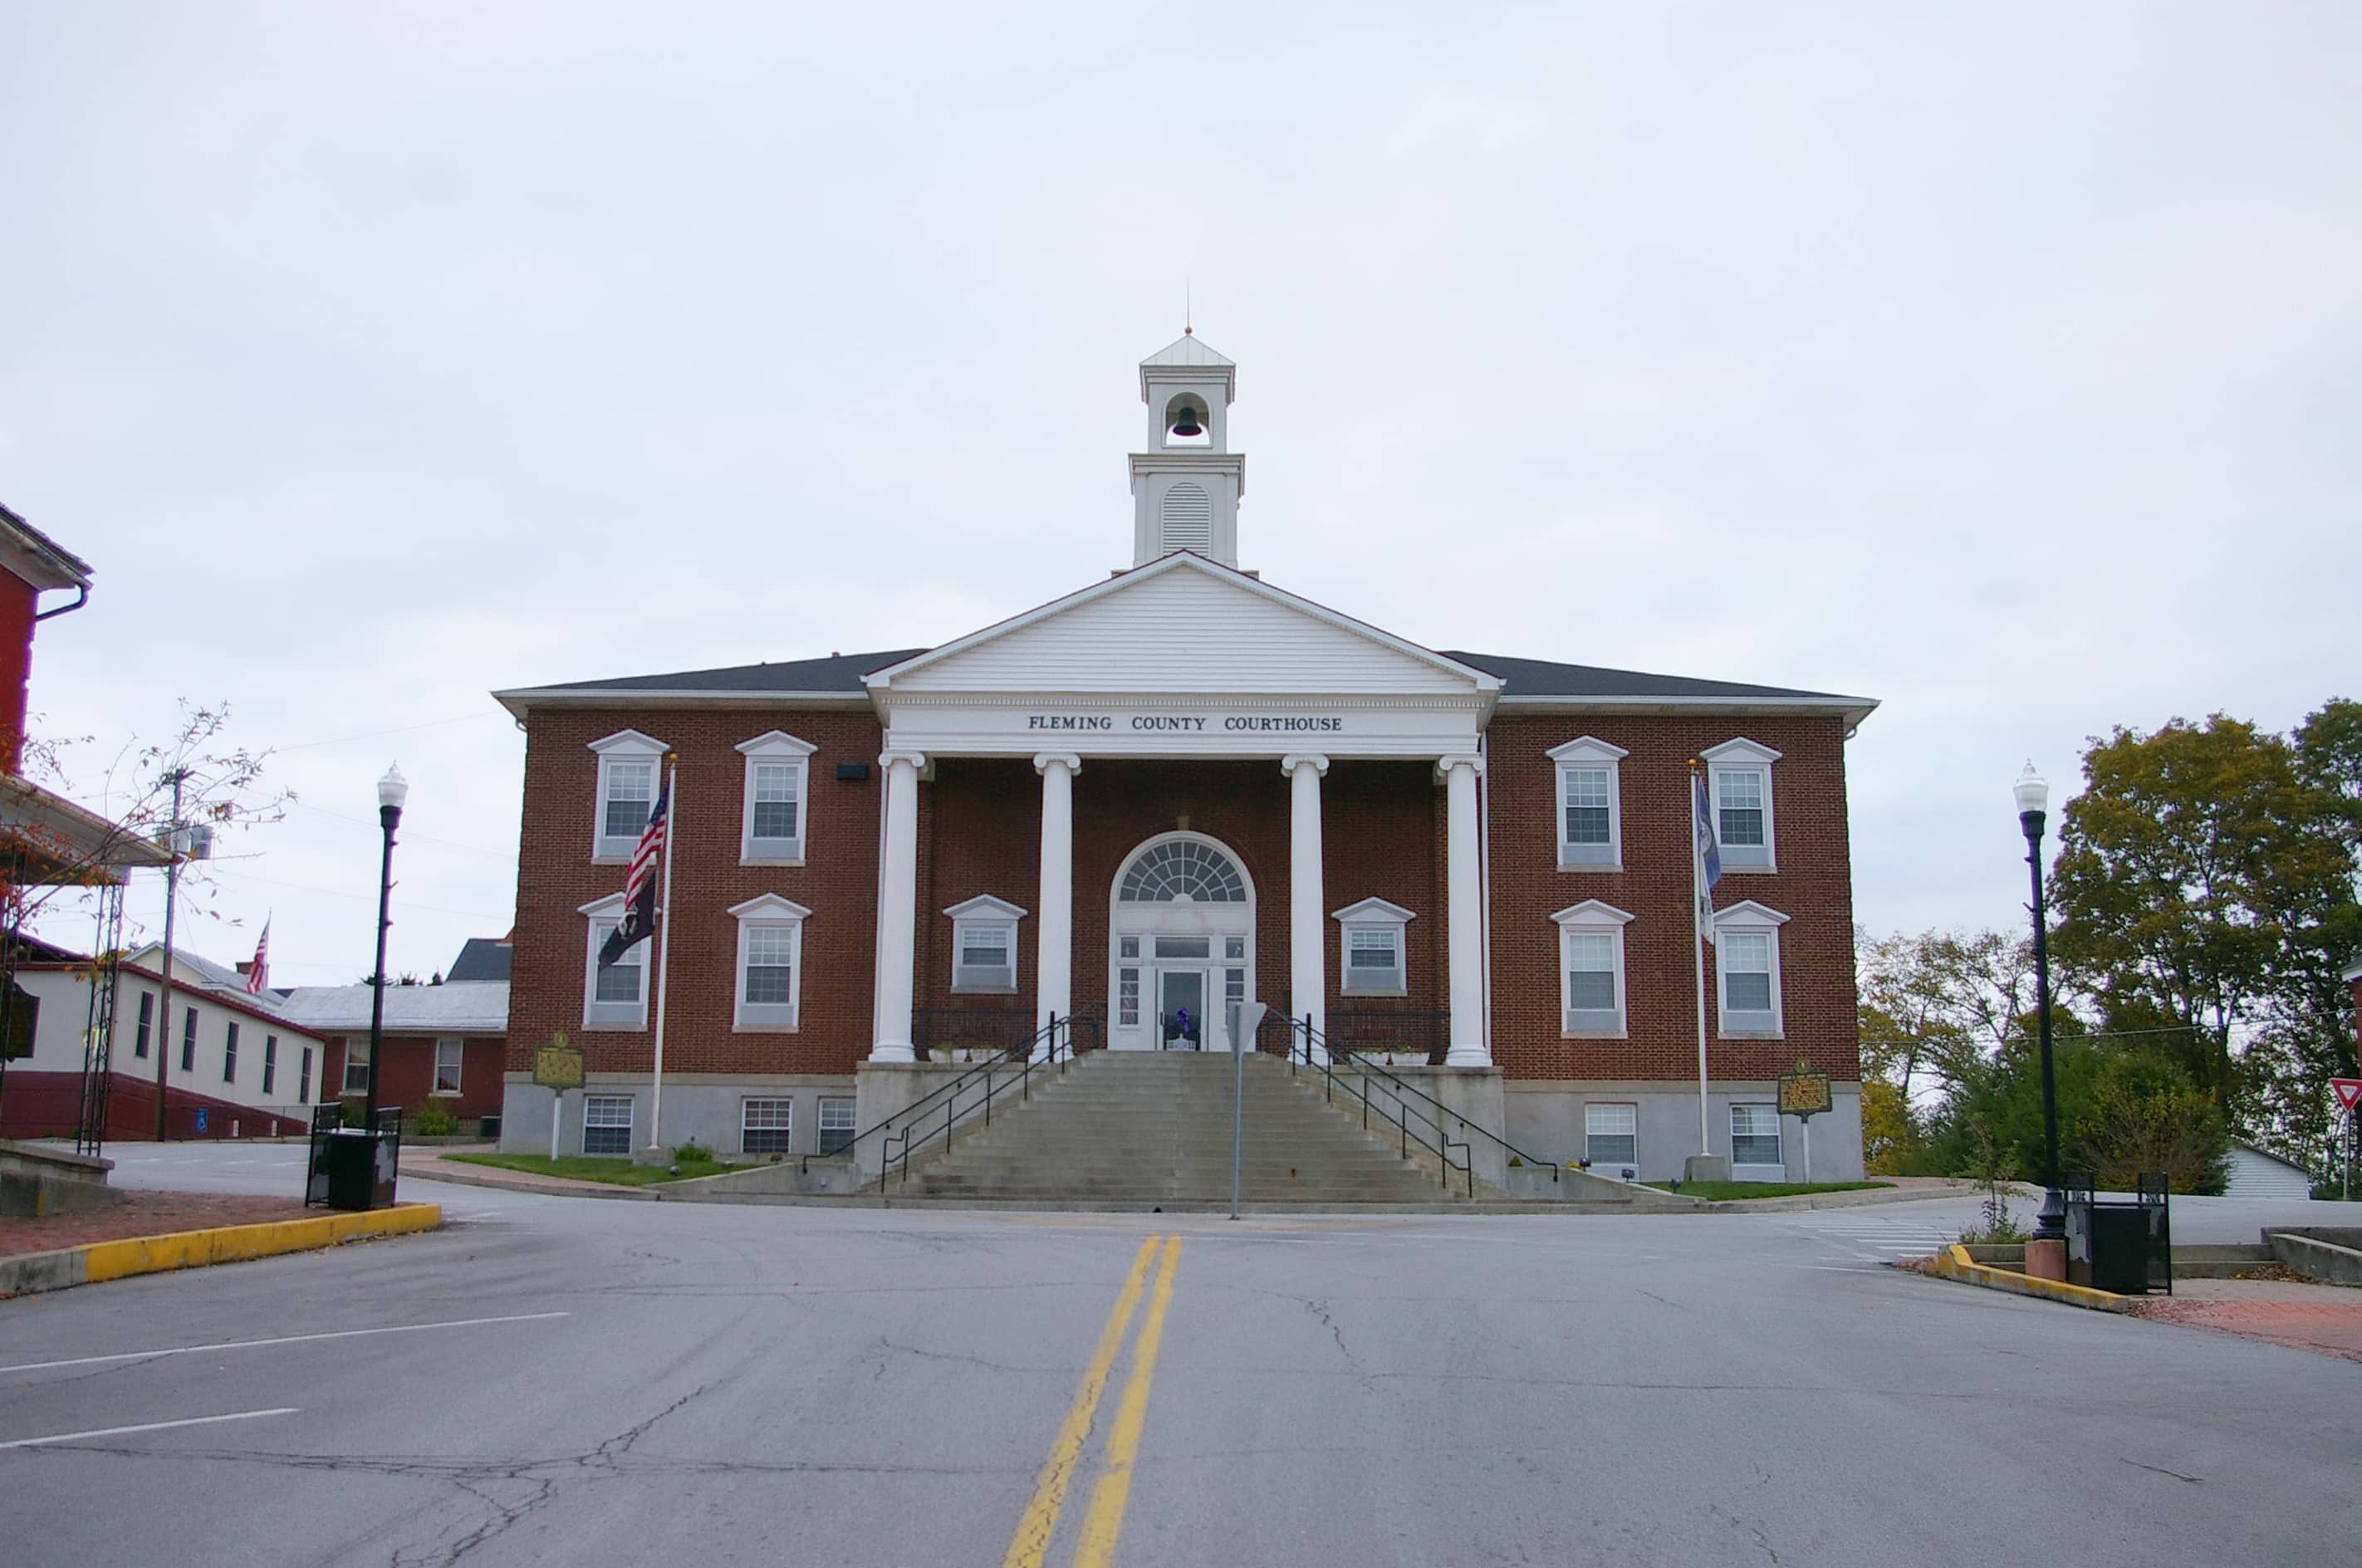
[447,938,513,983]
[1439,651,1870,708]
[531,649,926,696]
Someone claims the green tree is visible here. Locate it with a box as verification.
[2049,714,2357,1108]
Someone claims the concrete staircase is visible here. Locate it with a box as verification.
[896,1050,1473,1205]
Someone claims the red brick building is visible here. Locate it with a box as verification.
[493,336,1878,1181]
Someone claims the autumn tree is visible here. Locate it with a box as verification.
[2049,713,2357,1110]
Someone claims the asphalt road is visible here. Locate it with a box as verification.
[2,1148,2358,1567]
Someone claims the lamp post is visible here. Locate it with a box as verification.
[365,762,407,1132]
[2014,762,2065,1242]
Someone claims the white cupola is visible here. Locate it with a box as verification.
[1130,331,1245,569]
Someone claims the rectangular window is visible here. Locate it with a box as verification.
[434,1037,464,1095]
[817,1095,856,1154]
[262,1036,277,1096]
[1566,934,1616,1012]
[1585,1103,1637,1168]
[583,1095,634,1155]
[749,763,800,842]
[742,1097,793,1154]
[1718,770,1766,849]
[1153,936,1210,959]
[299,1046,313,1102]
[342,1041,370,1096]
[1731,1104,1782,1169]
[1343,927,1403,994]
[1224,968,1245,1007]
[180,1007,197,1072]
[1224,936,1246,961]
[223,1021,239,1083]
[601,759,654,842]
[1720,933,1773,1015]
[1117,967,1140,1027]
[590,919,646,1017]
[953,924,1015,990]
[1563,768,1612,846]
[134,992,154,1058]
[743,927,795,1004]
[1119,936,1139,959]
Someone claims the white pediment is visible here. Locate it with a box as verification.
[869,554,1496,698]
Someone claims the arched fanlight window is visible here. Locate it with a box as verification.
[1119,838,1247,903]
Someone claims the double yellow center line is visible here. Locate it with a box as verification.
[1002,1234,1184,1568]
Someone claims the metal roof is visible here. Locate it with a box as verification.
[273,981,510,1034]
[1141,333,1234,368]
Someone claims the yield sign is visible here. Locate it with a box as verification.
[2334,1078,2362,1113]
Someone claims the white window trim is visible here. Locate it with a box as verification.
[1711,899,1791,1039]
[580,893,649,1031]
[731,894,811,1032]
[1584,1102,1639,1175]
[1331,897,1414,997]
[1546,737,1628,871]
[1551,900,1634,1038]
[738,730,817,865]
[1702,737,1781,874]
[583,1093,635,1155]
[1729,1102,1786,1180]
[589,729,669,864]
[341,1038,370,1096]
[433,1036,464,1096]
[740,1096,794,1155]
[817,1094,857,1154]
[944,894,1027,994]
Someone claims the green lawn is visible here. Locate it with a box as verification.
[1642,1179,1894,1201]
[442,1153,751,1186]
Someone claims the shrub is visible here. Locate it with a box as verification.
[673,1139,715,1164]
[2073,1077,2230,1195]
[412,1101,460,1138]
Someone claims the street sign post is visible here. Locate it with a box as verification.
[1776,1061,1833,1182]
[2335,1080,2362,1200]
[1228,1002,1267,1221]
[534,1035,586,1159]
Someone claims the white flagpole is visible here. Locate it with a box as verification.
[646,757,679,1159]
[1691,762,1712,1159]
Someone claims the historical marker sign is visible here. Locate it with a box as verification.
[1776,1061,1833,1120]
[533,1036,586,1092]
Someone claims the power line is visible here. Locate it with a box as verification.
[272,712,507,753]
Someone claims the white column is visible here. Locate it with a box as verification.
[1283,753,1329,1063]
[870,750,926,1063]
[1033,752,1081,1059]
[1439,754,1491,1066]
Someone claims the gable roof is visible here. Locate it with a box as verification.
[447,938,512,984]
[274,982,509,1035]
[867,551,1500,697]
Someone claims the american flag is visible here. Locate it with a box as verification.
[244,919,271,993]
[598,772,671,968]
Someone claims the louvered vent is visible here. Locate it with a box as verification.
[1159,483,1213,555]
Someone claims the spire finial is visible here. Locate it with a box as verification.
[1184,279,1192,335]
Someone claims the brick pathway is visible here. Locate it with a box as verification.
[2127,1277,2362,1363]
[0,1191,309,1258]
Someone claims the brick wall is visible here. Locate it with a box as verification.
[507,707,885,1077]
[504,704,1861,1085]
[1482,713,1861,1084]
[321,1033,505,1118]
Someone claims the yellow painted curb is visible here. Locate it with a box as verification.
[1931,1242,2128,1313]
[80,1204,443,1284]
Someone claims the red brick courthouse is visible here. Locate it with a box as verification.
[494,336,1878,1182]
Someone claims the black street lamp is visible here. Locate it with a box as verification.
[364,762,407,1131]
[2015,762,2065,1242]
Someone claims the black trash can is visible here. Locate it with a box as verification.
[310,1126,400,1212]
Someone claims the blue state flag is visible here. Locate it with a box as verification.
[1693,772,1722,943]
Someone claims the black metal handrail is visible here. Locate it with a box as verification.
[801,1012,1079,1191]
[1278,1016,1472,1196]
[1281,1014,1562,1191]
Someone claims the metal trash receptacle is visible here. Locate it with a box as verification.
[2064,1174,2172,1295]
[314,1130,380,1211]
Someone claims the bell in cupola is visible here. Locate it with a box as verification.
[1169,403,1205,439]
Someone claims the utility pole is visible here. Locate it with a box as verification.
[152,767,186,1142]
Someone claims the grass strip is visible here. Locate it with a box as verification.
[441,1153,749,1186]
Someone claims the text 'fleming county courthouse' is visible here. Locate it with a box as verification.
[492,335,1879,1184]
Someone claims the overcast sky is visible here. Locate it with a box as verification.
[4,2,2356,988]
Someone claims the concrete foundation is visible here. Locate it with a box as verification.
[1505,1080,1865,1184]
[0,1139,115,1218]
[498,1073,857,1161]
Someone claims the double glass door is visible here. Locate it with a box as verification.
[1157,968,1208,1049]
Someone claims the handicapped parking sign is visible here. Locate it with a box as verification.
[194,1108,208,1134]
